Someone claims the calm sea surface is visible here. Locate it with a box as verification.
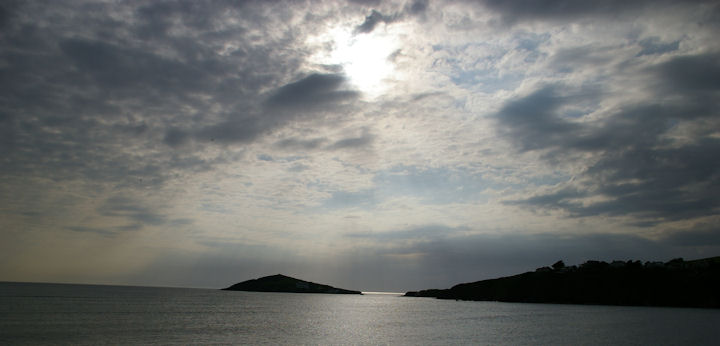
[1,282,719,345]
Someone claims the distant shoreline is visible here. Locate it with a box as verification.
[405,256,720,309]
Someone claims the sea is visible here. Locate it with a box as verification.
[2,282,720,345]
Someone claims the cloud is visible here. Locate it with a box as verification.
[274,129,374,153]
[505,134,720,223]
[480,0,653,24]
[346,224,469,241]
[97,196,167,226]
[355,10,395,34]
[662,226,720,247]
[0,7,229,183]
[66,224,143,237]
[0,0,19,30]
[549,45,616,72]
[275,137,327,150]
[406,0,429,15]
[0,0,334,188]
[504,187,586,211]
[637,37,680,56]
[265,73,358,109]
[656,53,720,93]
[327,130,375,150]
[354,0,428,34]
[60,38,205,93]
[163,128,191,147]
[64,195,191,237]
[581,139,720,221]
[498,53,720,224]
[195,117,266,144]
[320,189,376,209]
[347,0,382,5]
[494,86,581,152]
[287,163,310,172]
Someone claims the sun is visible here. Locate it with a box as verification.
[309,26,399,99]
[330,29,397,96]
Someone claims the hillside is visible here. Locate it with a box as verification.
[405,257,720,308]
[223,274,362,294]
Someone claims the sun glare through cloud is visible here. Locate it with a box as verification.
[311,25,399,99]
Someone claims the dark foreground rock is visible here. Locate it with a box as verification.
[223,274,362,294]
[405,256,720,308]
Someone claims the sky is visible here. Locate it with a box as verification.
[1,0,719,292]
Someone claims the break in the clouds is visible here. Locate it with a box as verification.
[1,0,719,291]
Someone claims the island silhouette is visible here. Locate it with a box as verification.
[405,256,720,308]
[223,274,362,294]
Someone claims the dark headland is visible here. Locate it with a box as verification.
[223,274,362,294]
[405,256,720,308]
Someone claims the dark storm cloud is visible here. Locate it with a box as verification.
[0,0,346,187]
[134,0,223,36]
[195,117,266,144]
[165,112,274,146]
[478,0,719,24]
[637,37,680,56]
[163,128,191,147]
[60,38,205,92]
[265,73,358,109]
[0,0,18,29]
[354,0,428,34]
[508,137,720,223]
[498,53,720,224]
[1,0,368,189]
[407,0,429,15]
[657,53,720,93]
[355,10,395,34]
[494,86,580,152]
[481,0,643,21]
[172,73,360,146]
